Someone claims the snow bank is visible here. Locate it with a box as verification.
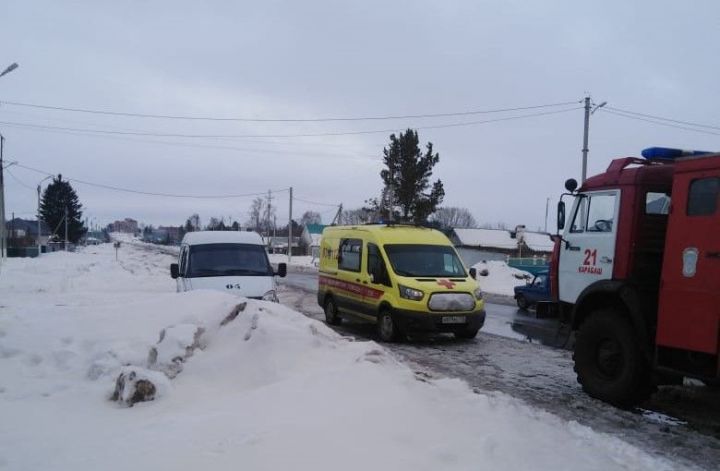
[473,260,533,297]
[0,244,678,470]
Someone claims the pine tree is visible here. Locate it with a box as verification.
[379,129,445,223]
[39,175,87,243]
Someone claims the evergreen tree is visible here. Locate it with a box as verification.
[378,129,444,223]
[39,175,87,243]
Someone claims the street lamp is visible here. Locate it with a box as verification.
[37,175,53,256]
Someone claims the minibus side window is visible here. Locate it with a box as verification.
[179,246,188,276]
[338,238,362,272]
[367,243,391,286]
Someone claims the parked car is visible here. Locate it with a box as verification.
[170,231,286,301]
[513,270,551,310]
[317,224,485,341]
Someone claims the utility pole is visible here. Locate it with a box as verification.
[64,206,69,252]
[288,187,293,265]
[581,96,590,183]
[331,204,343,225]
[38,184,42,256]
[0,134,6,260]
[581,96,607,183]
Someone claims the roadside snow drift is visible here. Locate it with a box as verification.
[0,244,679,470]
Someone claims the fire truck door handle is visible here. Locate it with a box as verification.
[566,245,580,251]
[706,251,720,259]
[600,256,613,264]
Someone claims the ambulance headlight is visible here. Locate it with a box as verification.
[399,285,424,301]
[474,287,484,300]
[262,290,279,302]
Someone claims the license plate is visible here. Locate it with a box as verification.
[441,316,466,324]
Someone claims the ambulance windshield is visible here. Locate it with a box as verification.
[384,244,467,278]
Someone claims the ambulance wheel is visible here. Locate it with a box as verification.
[377,309,401,342]
[324,297,341,325]
[516,294,529,310]
[573,308,654,408]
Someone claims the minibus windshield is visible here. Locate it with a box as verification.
[187,243,273,277]
[384,244,467,278]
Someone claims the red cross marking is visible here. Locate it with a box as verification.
[437,279,456,289]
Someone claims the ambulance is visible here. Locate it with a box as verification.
[317,224,485,341]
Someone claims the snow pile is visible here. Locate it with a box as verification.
[0,244,679,470]
[474,260,533,297]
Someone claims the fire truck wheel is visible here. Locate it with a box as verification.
[324,297,342,325]
[573,309,654,408]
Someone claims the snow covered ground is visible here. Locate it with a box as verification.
[0,243,690,470]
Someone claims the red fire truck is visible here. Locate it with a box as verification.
[553,147,720,407]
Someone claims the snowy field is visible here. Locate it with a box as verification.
[0,243,689,470]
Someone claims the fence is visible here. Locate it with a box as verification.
[507,255,549,275]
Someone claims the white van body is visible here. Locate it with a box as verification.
[171,231,285,301]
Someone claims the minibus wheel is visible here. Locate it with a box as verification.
[324,297,341,325]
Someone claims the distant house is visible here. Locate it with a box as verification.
[300,223,325,258]
[449,226,553,267]
[265,236,302,255]
[6,218,52,257]
[108,218,139,234]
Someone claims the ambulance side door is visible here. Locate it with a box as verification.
[364,242,392,315]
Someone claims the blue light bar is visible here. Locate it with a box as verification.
[641,147,714,160]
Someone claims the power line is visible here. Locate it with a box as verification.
[5,168,35,190]
[605,106,720,131]
[0,106,582,140]
[0,99,580,122]
[599,109,720,137]
[13,163,290,199]
[0,123,379,162]
[293,196,340,207]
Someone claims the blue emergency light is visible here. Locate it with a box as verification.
[641,147,713,160]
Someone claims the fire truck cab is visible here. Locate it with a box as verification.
[555,147,720,407]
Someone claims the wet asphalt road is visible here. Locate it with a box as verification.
[279,269,720,471]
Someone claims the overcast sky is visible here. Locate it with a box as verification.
[2,0,719,231]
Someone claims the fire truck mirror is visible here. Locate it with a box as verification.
[557,201,566,231]
[564,178,578,192]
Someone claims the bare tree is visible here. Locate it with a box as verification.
[248,197,264,231]
[341,208,374,225]
[300,211,322,226]
[430,207,477,229]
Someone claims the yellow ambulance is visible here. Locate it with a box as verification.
[317,224,485,341]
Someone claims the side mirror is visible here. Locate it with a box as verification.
[276,263,287,278]
[564,178,578,193]
[557,201,566,231]
[170,263,179,279]
[469,267,477,280]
